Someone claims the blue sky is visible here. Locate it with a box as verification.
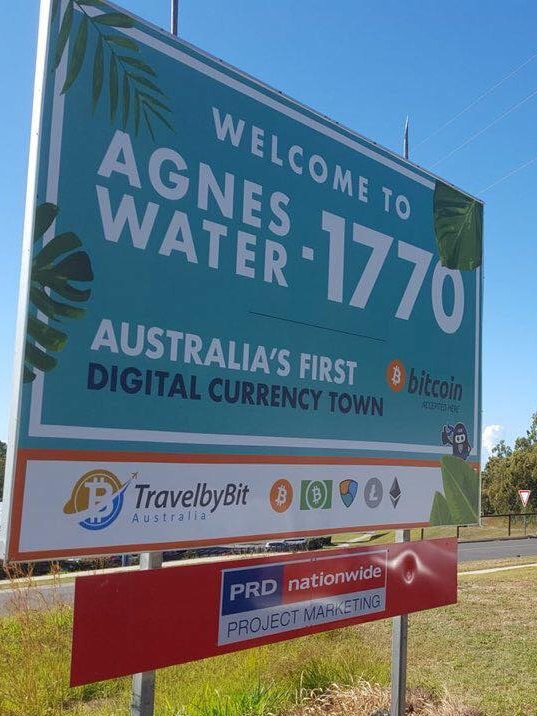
[1,0,536,457]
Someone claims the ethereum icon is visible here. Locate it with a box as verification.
[389,478,401,508]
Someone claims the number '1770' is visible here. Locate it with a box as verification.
[321,210,465,334]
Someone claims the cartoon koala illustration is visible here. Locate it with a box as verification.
[441,422,471,460]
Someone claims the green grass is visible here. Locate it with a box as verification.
[331,515,537,546]
[1,564,537,715]
[0,604,389,716]
[459,554,537,572]
[358,564,537,716]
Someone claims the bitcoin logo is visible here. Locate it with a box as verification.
[63,469,127,531]
[300,480,333,510]
[310,484,323,506]
[85,475,115,515]
[270,479,293,513]
[386,359,406,392]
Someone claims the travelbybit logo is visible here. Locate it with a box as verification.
[130,482,250,525]
[63,469,132,531]
[133,482,249,513]
[386,360,463,401]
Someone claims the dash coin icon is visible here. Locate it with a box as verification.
[339,479,358,508]
[386,359,406,392]
[270,479,293,513]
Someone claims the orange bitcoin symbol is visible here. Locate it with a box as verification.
[386,359,406,392]
[270,479,293,513]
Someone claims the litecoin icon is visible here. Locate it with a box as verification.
[364,477,383,509]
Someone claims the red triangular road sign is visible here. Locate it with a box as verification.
[518,489,531,507]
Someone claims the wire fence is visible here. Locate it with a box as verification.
[418,513,537,541]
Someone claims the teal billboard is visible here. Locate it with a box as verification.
[1,0,483,561]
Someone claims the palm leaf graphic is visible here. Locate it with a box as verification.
[24,203,93,383]
[52,0,174,137]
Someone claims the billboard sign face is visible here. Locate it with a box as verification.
[70,539,457,685]
[2,0,483,561]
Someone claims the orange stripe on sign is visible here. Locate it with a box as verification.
[16,448,447,467]
[9,522,431,562]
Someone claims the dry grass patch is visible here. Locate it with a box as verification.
[287,682,484,716]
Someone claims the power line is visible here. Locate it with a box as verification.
[431,86,537,168]
[478,153,537,194]
[415,48,537,150]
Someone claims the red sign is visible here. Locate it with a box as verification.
[70,538,457,686]
[518,489,531,507]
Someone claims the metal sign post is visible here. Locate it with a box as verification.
[131,6,181,710]
[131,3,179,713]
[130,0,178,706]
[390,121,411,716]
[171,0,179,36]
[390,529,411,716]
[130,551,163,716]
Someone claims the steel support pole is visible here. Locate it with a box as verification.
[130,551,163,716]
[390,529,410,716]
[390,122,411,716]
[131,5,178,713]
[171,0,179,36]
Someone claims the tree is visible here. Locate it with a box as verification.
[491,440,512,458]
[482,413,537,514]
[514,411,537,451]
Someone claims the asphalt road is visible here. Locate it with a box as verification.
[0,581,74,614]
[1,538,537,615]
[458,537,537,562]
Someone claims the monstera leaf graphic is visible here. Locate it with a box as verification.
[52,0,173,137]
[24,203,93,383]
[433,180,483,271]
[428,456,480,526]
